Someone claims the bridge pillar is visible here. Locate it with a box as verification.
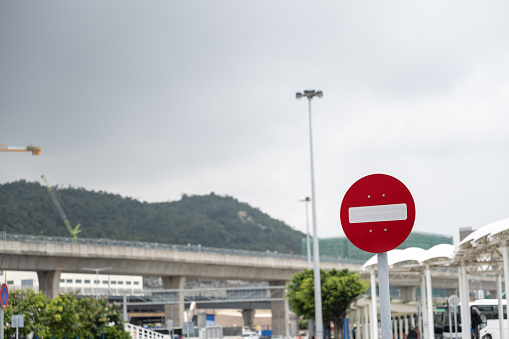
[289,311,299,337]
[242,309,256,329]
[269,280,289,337]
[447,288,458,298]
[163,276,186,328]
[37,270,61,299]
[399,286,416,301]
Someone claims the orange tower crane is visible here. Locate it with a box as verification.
[0,144,41,155]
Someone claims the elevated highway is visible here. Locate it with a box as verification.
[0,233,361,335]
[0,233,361,284]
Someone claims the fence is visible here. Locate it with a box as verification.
[125,323,170,339]
[0,232,366,264]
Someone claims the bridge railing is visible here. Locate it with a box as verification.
[8,284,289,304]
[0,232,365,265]
[125,323,170,339]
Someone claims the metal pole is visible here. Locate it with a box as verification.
[307,96,324,339]
[370,269,378,339]
[377,252,392,339]
[1,308,3,339]
[305,198,311,269]
[83,267,111,300]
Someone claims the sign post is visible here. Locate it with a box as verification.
[0,283,8,339]
[341,174,415,339]
[448,295,459,339]
[12,314,24,339]
[167,319,174,339]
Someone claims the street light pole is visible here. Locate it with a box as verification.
[299,197,312,269]
[83,267,112,300]
[296,89,324,339]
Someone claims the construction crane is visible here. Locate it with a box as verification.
[41,174,81,242]
[0,144,41,155]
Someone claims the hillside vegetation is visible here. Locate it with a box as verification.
[0,180,304,254]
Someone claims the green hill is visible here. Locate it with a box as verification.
[0,180,304,254]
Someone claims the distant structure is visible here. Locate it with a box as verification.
[0,144,40,155]
[1,270,142,296]
[459,227,475,241]
[302,231,454,262]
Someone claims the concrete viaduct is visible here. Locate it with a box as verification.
[0,234,360,335]
[1,234,497,334]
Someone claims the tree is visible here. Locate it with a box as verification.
[287,268,368,339]
[4,290,129,338]
[4,289,48,336]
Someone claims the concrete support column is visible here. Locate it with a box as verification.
[162,276,186,328]
[197,311,207,328]
[420,273,428,339]
[270,280,289,337]
[463,267,471,334]
[289,312,299,337]
[496,274,504,339]
[457,264,466,339]
[36,270,61,299]
[364,305,370,339]
[503,242,509,339]
[404,315,409,339]
[400,286,416,302]
[357,307,362,338]
[242,309,256,329]
[458,264,471,339]
[446,289,458,298]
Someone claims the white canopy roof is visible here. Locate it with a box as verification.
[359,217,509,270]
[458,217,509,249]
[452,217,509,268]
[361,244,456,270]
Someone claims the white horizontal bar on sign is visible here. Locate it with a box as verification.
[348,203,407,224]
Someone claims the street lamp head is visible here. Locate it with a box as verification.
[296,89,323,99]
[303,90,315,97]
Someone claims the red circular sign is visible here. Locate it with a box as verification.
[0,283,8,309]
[340,174,415,253]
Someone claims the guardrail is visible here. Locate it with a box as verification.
[125,323,169,339]
[0,232,365,265]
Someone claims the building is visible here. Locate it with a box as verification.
[1,270,143,296]
[301,231,454,263]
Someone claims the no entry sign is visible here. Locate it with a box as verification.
[340,174,415,253]
[1,283,8,309]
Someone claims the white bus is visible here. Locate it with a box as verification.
[442,299,507,339]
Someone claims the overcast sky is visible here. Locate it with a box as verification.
[1,1,508,245]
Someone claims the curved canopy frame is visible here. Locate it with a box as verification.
[357,217,509,339]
